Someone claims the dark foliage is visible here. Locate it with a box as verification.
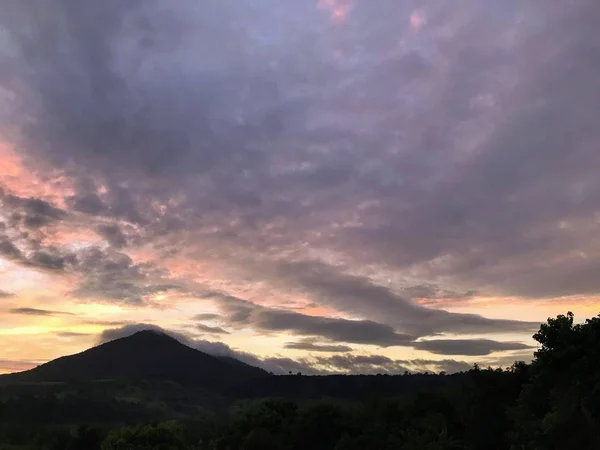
[234,372,462,399]
[0,313,599,449]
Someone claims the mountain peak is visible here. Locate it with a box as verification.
[2,328,268,388]
[127,329,174,340]
[100,329,187,350]
[133,329,166,336]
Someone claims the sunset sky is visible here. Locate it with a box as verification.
[1,0,599,375]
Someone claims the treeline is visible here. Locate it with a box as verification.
[1,312,599,449]
[232,371,463,399]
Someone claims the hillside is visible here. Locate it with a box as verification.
[0,330,268,389]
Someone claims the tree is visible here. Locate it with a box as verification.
[71,425,102,450]
[101,421,187,450]
[510,313,600,450]
[242,428,278,450]
[334,433,360,450]
[399,415,466,450]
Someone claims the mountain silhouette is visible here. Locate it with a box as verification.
[0,330,268,388]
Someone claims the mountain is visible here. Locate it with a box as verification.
[0,330,268,389]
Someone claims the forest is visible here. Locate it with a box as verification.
[0,312,599,450]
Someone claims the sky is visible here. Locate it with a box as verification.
[0,0,599,375]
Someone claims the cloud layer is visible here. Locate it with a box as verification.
[1,0,599,371]
[98,323,474,375]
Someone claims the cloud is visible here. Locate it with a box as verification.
[265,261,538,337]
[481,351,535,369]
[284,339,353,353]
[0,232,77,273]
[312,355,409,374]
[401,284,478,303]
[25,248,75,271]
[0,359,42,373]
[254,311,412,347]
[82,319,132,327]
[9,307,75,316]
[193,313,220,321]
[96,224,128,248]
[0,0,304,198]
[0,239,183,303]
[0,290,16,298]
[72,247,181,304]
[95,323,473,375]
[216,293,415,347]
[99,323,188,344]
[196,323,230,335]
[0,237,22,260]
[97,323,297,374]
[68,193,108,215]
[213,292,532,356]
[414,339,533,356]
[56,331,92,338]
[422,359,474,375]
[311,355,473,375]
[0,0,598,363]
[95,222,143,249]
[259,357,325,376]
[2,194,67,229]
